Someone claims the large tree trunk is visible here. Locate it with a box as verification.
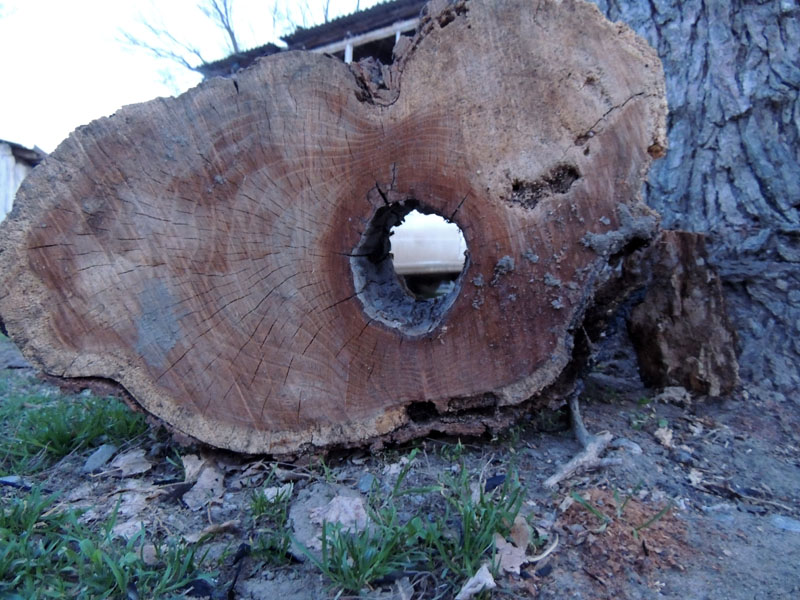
[592,0,800,395]
[0,0,666,454]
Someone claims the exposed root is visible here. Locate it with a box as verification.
[544,381,621,488]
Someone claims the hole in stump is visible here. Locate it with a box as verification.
[508,164,580,210]
[350,203,468,336]
[406,401,439,422]
[390,210,467,299]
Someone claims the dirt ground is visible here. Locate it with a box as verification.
[2,330,799,599]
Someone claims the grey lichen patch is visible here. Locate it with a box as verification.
[523,250,540,264]
[551,297,565,310]
[491,255,515,286]
[581,204,658,257]
[471,273,486,308]
[544,273,562,287]
[135,279,186,369]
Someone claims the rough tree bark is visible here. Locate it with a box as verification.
[0,0,666,454]
[592,0,800,395]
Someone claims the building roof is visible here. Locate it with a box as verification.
[195,43,282,79]
[282,0,426,50]
[0,139,46,167]
[195,0,427,79]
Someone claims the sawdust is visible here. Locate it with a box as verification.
[558,487,690,595]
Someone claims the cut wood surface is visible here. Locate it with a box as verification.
[0,0,666,454]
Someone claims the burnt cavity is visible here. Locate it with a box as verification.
[509,165,581,210]
[406,401,439,422]
[350,201,468,336]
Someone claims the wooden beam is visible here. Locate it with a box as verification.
[312,17,419,59]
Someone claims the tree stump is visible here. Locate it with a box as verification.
[0,0,666,454]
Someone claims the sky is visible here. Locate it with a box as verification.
[0,0,378,153]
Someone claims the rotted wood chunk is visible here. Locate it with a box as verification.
[0,0,666,454]
[626,231,740,397]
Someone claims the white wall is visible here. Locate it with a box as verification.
[390,210,467,275]
[0,142,33,222]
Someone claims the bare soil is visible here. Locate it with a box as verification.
[2,332,799,599]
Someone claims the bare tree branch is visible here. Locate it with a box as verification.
[197,0,240,54]
[119,0,371,85]
[119,21,207,73]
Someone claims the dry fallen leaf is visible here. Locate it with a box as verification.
[494,515,555,575]
[240,460,266,476]
[688,468,704,486]
[109,449,151,477]
[112,518,147,539]
[117,486,149,517]
[654,427,674,448]
[454,564,496,600]
[183,519,240,543]
[655,386,692,405]
[382,456,410,477]
[393,576,414,600]
[182,464,225,511]
[494,532,527,575]
[109,480,152,538]
[510,514,531,550]
[261,483,293,502]
[688,422,704,436]
[140,543,160,566]
[308,494,369,532]
[181,454,206,482]
[469,481,482,504]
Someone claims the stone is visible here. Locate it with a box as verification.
[357,472,377,494]
[81,443,118,473]
[771,515,800,533]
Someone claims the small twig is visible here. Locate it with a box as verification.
[528,533,559,562]
[582,566,608,586]
[569,381,592,448]
[544,381,620,488]
[698,482,795,513]
[477,453,495,491]
[0,476,46,492]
